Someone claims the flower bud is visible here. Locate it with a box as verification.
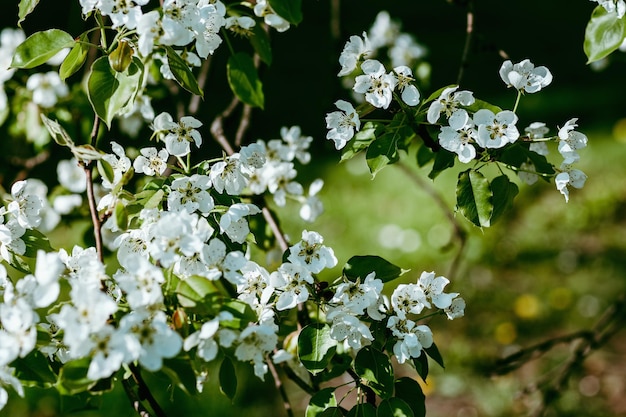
[109,40,133,72]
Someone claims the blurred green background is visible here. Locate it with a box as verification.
[2,0,626,416]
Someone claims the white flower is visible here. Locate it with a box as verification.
[518,162,539,185]
[338,32,371,76]
[0,28,25,84]
[299,179,324,222]
[225,15,256,36]
[280,125,313,164]
[325,100,360,150]
[114,256,164,309]
[557,118,588,165]
[134,147,170,176]
[353,59,397,109]
[57,158,87,193]
[99,0,150,29]
[499,59,552,93]
[210,154,248,195]
[391,283,427,319]
[555,164,587,203]
[237,261,274,308]
[119,310,182,372]
[101,141,131,189]
[418,271,458,310]
[153,112,203,157]
[393,65,420,106]
[437,110,478,164]
[389,33,427,68]
[219,203,261,244]
[444,297,466,320]
[270,262,313,311]
[235,322,278,379]
[368,11,400,50]
[387,317,433,364]
[26,71,68,108]
[0,366,24,411]
[0,218,26,261]
[7,180,43,229]
[474,109,519,149]
[427,86,475,125]
[331,272,383,316]
[136,10,162,56]
[327,308,373,350]
[200,238,246,284]
[287,230,337,274]
[168,174,214,215]
[253,0,290,32]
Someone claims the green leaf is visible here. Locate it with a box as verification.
[11,29,74,69]
[465,98,502,114]
[584,5,626,63]
[428,149,456,180]
[87,56,143,128]
[60,34,90,80]
[377,398,414,417]
[227,52,264,109]
[22,229,54,257]
[354,346,394,399]
[219,357,237,400]
[160,358,199,396]
[114,200,128,230]
[366,122,413,177]
[456,169,493,227]
[346,403,377,417]
[490,175,519,224]
[268,0,303,25]
[412,352,429,383]
[306,387,337,417]
[72,144,103,162]
[421,84,456,106]
[176,275,220,306]
[221,300,257,329]
[343,255,407,283]
[394,378,425,417]
[416,144,435,167]
[424,343,445,369]
[13,350,57,388]
[319,408,346,417]
[56,359,96,395]
[297,323,337,375]
[341,122,381,162]
[40,114,74,147]
[250,23,272,65]
[18,0,40,27]
[97,158,115,186]
[164,45,203,97]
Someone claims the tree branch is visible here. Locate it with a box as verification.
[457,0,475,86]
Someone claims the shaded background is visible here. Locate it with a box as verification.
[2,0,626,416]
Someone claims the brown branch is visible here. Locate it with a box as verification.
[188,55,212,116]
[122,377,152,417]
[209,96,239,156]
[234,103,252,147]
[128,363,169,417]
[456,0,474,86]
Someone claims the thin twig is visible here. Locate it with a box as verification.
[330,0,341,42]
[456,0,474,86]
[397,161,467,279]
[84,115,103,262]
[210,96,239,156]
[129,363,169,417]
[122,377,152,417]
[234,104,252,147]
[267,358,294,417]
[188,56,212,116]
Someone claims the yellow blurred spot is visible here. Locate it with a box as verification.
[514,294,541,319]
[495,322,517,345]
[417,375,435,395]
[549,287,573,310]
[613,118,626,143]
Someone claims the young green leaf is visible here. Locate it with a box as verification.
[219,357,237,400]
[343,255,407,283]
[456,169,493,227]
[297,323,337,375]
[22,229,54,257]
[11,29,74,69]
[354,346,394,399]
[18,0,40,27]
[87,56,143,128]
[341,122,381,162]
[428,149,456,180]
[164,45,203,97]
[40,114,74,147]
[377,398,414,417]
[412,350,429,383]
[60,34,89,81]
[584,5,626,63]
[227,52,264,109]
[366,123,413,177]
